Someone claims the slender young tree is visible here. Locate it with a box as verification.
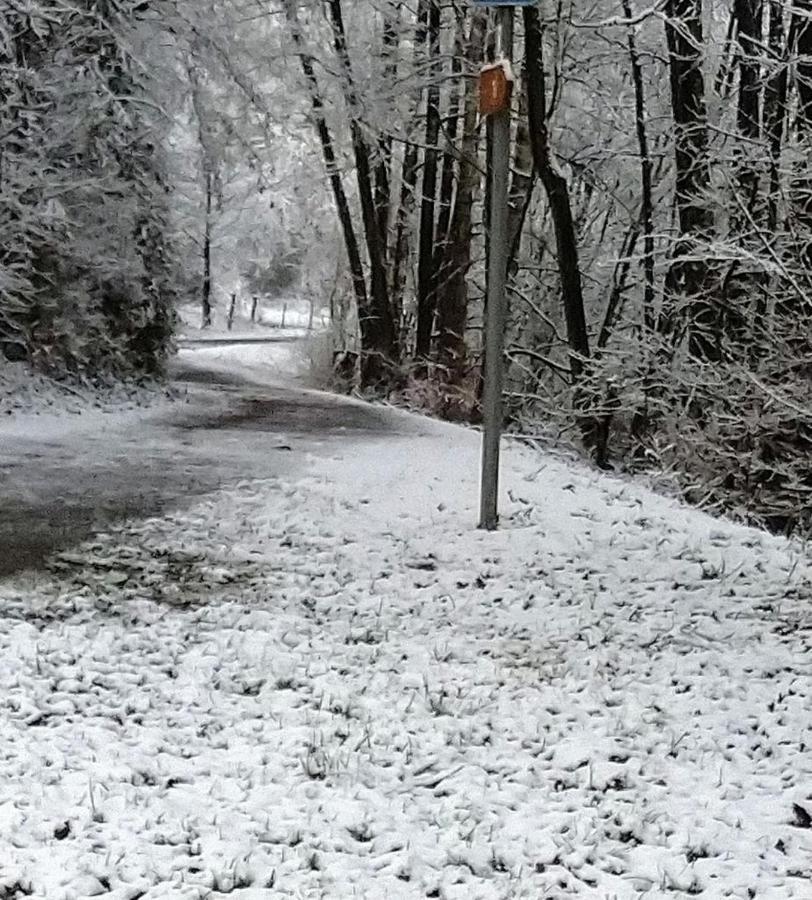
[765,0,789,235]
[187,55,217,328]
[662,0,718,359]
[391,0,429,334]
[415,0,442,359]
[435,8,487,382]
[283,0,373,371]
[790,0,812,268]
[374,4,399,259]
[430,9,465,315]
[523,5,590,383]
[325,0,397,375]
[506,61,535,276]
[623,0,655,333]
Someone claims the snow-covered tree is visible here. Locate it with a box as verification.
[0,0,176,377]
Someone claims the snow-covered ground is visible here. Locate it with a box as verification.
[1,384,809,899]
[175,341,306,390]
[0,357,177,422]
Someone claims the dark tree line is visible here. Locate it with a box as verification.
[277,0,810,532]
[0,0,175,378]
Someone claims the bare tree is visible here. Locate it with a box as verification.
[325,0,397,377]
[415,0,443,359]
[523,5,590,383]
[662,0,717,359]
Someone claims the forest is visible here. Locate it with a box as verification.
[1,0,810,533]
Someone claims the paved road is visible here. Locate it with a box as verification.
[0,363,399,578]
[177,335,300,347]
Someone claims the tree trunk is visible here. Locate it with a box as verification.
[737,0,763,139]
[662,0,717,360]
[713,6,739,98]
[523,6,590,382]
[430,8,464,313]
[374,6,399,259]
[623,0,655,333]
[283,0,369,356]
[793,0,812,127]
[435,10,487,379]
[735,0,763,231]
[415,0,442,359]
[326,0,397,376]
[391,1,428,336]
[790,0,812,269]
[391,143,420,339]
[765,0,788,235]
[227,292,236,330]
[187,56,214,329]
[506,60,535,276]
[665,0,713,242]
[202,171,212,328]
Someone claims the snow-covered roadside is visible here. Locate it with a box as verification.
[0,324,312,439]
[175,342,307,390]
[0,310,317,432]
[0,417,810,899]
[0,358,179,426]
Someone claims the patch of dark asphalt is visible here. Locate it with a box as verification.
[177,335,298,347]
[170,361,397,434]
[0,369,401,577]
[0,448,237,578]
[3,496,173,578]
[170,365,255,387]
[175,394,394,434]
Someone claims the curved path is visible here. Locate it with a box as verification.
[0,361,402,577]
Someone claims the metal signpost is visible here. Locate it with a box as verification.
[475,0,534,530]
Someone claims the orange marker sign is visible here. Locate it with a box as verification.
[479,63,513,116]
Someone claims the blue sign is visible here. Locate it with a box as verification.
[471,1,536,5]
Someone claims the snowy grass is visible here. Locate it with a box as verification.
[0,421,810,899]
